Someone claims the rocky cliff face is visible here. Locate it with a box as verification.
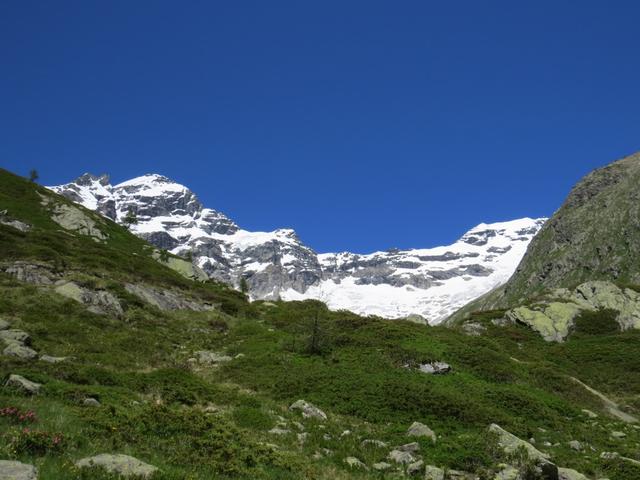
[49,174,545,323]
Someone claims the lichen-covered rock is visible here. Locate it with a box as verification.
[40,354,67,364]
[54,281,124,317]
[558,467,588,480]
[407,421,436,442]
[2,261,56,285]
[397,442,420,453]
[194,351,232,365]
[152,251,208,282]
[47,200,107,241]
[0,460,38,480]
[372,462,392,471]
[0,329,31,345]
[424,465,445,480]
[344,457,367,469]
[289,400,327,420]
[387,449,415,464]
[0,210,31,232]
[0,319,9,330]
[489,424,557,479]
[418,362,452,374]
[506,302,582,342]
[494,464,521,480]
[3,343,38,360]
[361,439,388,448]
[124,283,211,311]
[407,459,424,475]
[75,454,157,478]
[5,374,41,395]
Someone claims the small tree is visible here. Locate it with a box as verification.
[239,277,249,294]
[29,169,39,182]
[159,249,169,262]
[122,208,138,229]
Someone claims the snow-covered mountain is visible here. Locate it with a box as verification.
[49,173,546,323]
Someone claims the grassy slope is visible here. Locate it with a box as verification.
[0,169,639,479]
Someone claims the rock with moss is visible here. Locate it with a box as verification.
[0,460,38,480]
[3,342,38,360]
[407,421,436,442]
[557,467,588,480]
[424,465,445,480]
[5,374,41,395]
[54,281,124,317]
[41,194,108,242]
[387,449,415,464]
[289,400,327,420]
[124,283,211,311]
[0,319,9,330]
[152,250,208,282]
[506,302,581,342]
[0,329,31,345]
[75,454,158,478]
[344,457,368,470]
[489,424,557,478]
[40,354,67,364]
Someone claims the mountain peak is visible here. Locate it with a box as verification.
[48,173,545,322]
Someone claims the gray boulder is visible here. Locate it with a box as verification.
[3,343,38,360]
[388,449,415,464]
[0,460,38,480]
[407,421,437,442]
[361,439,388,448]
[83,397,101,407]
[489,424,557,479]
[54,281,123,317]
[372,462,393,471]
[289,400,327,420]
[407,459,424,475]
[194,351,232,365]
[425,465,445,480]
[0,319,10,330]
[75,454,157,478]
[0,329,31,345]
[558,467,589,480]
[5,374,41,395]
[418,362,452,375]
[397,442,420,453]
[40,354,67,364]
[344,457,368,470]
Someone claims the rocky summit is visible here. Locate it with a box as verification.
[49,173,545,322]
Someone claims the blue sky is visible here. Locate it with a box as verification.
[1,1,639,253]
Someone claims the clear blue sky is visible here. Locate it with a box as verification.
[1,1,639,253]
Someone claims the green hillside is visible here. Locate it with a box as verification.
[1,168,639,479]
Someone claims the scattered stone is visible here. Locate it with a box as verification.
[0,329,31,345]
[611,431,626,439]
[344,457,368,470]
[372,462,393,471]
[292,421,305,431]
[494,464,520,480]
[75,454,157,478]
[3,343,38,360]
[54,281,124,317]
[194,350,232,365]
[407,459,424,475]
[489,423,557,478]
[361,439,388,448]
[388,449,415,464]
[323,433,332,441]
[40,354,67,364]
[5,374,41,395]
[340,429,352,437]
[0,319,10,330]
[407,421,436,442]
[582,409,598,419]
[397,442,420,453]
[125,283,211,312]
[297,432,308,444]
[2,261,55,285]
[461,322,486,336]
[0,460,38,480]
[289,399,327,420]
[0,211,31,232]
[446,470,476,479]
[405,314,428,325]
[558,467,589,480]
[568,440,582,451]
[268,427,291,435]
[83,397,101,407]
[424,465,445,480]
[418,362,452,375]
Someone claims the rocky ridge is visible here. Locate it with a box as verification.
[49,173,545,323]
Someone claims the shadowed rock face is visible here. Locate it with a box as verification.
[49,174,544,322]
